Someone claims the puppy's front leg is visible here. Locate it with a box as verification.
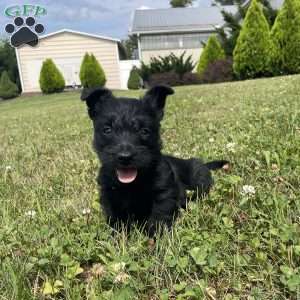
[146,190,179,237]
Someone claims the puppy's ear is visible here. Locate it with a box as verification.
[81,87,112,119]
[143,85,174,120]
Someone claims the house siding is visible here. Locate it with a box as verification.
[17,32,121,93]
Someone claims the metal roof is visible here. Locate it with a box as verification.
[39,29,120,43]
[130,6,237,34]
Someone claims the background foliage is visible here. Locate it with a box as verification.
[39,59,65,94]
[0,70,19,99]
[138,52,195,83]
[217,0,277,56]
[170,0,195,7]
[0,40,20,90]
[271,0,300,75]
[79,53,106,88]
[233,0,273,79]
[127,67,141,90]
[197,35,225,76]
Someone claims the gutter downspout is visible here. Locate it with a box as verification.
[137,33,142,61]
[15,47,24,93]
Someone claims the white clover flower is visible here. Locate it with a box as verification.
[82,208,91,215]
[226,142,236,153]
[114,272,130,283]
[25,210,36,218]
[241,185,256,197]
[91,263,106,278]
[209,137,215,143]
[5,166,12,171]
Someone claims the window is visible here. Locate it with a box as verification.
[140,33,211,50]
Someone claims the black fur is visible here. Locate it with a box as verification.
[81,85,228,236]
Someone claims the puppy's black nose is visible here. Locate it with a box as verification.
[118,151,133,165]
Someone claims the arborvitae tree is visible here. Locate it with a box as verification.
[233,0,273,79]
[0,41,20,90]
[121,35,138,59]
[90,54,106,87]
[197,35,225,75]
[39,59,65,94]
[217,0,277,56]
[0,70,19,99]
[271,0,300,74]
[80,53,106,88]
[127,67,140,90]
[79,53,90,85]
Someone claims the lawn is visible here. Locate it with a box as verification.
[0,75,299,300]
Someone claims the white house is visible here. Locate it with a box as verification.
[15,29,122,93]
[130,6,236,64]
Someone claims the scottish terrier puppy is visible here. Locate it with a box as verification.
[81,85,228,236]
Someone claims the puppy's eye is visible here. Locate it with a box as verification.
[140,128,150,136]
[103,126,112,134]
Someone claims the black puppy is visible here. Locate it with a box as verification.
[81,85,228,236]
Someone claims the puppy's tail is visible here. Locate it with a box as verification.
[204,160,230,170]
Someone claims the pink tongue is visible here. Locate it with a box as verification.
[116,168,138,183]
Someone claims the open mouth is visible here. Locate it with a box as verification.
[116,168,138,184]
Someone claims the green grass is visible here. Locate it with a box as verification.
[0,76,299,300]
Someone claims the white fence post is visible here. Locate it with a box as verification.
[119,60,141,90]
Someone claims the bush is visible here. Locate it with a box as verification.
[127,67,140,90]
[201,58,234,84]
[197,35,225,75]
[0,41,20,90]
[79,53,106,88]
[148,71,201,87]
[0,71,19,99]
[271,0,300,75]
[138,62,152,82]
[79,53,89,85]
[39,59,65,94]
[233,0,273,79]
[138,52,195,82]
[171,52,195,78]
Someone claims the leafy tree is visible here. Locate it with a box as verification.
[216,0,247,56]
[39,59,65,93]
[121,35,138,59]
[197,35,225,75]
[217,0,278,56]
[233,0,273,79]
[0,40,20,89]
[127,67,140,90]
[80,53,106,88]
[170,0,194,7]
[271,0,300,74]
[0,70,19,99]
